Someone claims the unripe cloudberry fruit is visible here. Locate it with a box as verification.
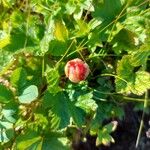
[65,58,90,83]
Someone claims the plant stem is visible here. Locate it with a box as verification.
[101,73,128,84]
[123,96,150,103]
[55,39,75,67]
[135,91,148,148]
[98,0,149,34]
[89,87,150,103]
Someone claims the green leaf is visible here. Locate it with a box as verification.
[129,0,149,7]
[92,0,126,24]
[0,128,14,143]
[112,28,137,53]
[42,134,69,150]
[10,67,27,91]
[90,102,124,134]
[116,56,150,95]
[73,7,83,20]
[130,49,150,67]
[96,131,114,146]
[1,109,16,123]
[0,30,10,48]
[1,102,18,123]
[88,18,102,30]
[14,131,42,150]
[124,6,150,43]
[10,10,25,28]
[68,102,85,127]
[4,28,37,52]
[65,0,94,18]
[14,131,69,150]
[48,40,68,56]
[74,19,90,37]
[54,19,68,41]
[18,85,38,104]
[43,91,70,129]
[91,0,127,41]
[96,121,117,146]
[0,0,16,8]
[75,92,98,113]
[40,16,55,54]
[43,91,86,128]
[33,113,49,129]
[103,121,118,133]
[0,50,14,72]
[130,32,150,66]
[0,121,13,129]
[115,55,134,93]
[132,71,150,95]
[0,84,14,103]
[0,121,14,143]
[46,68,62,93]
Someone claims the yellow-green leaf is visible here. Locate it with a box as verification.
[54,20,68,41]
[0,36,10,49]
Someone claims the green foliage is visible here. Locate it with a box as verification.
[96,121,118,146]
[43,91,70,129]
[46,68,62,93]
[54,19,69,41]
[0,84,14,103]
[116,55,150,95]
[75,92,98,113]
[0,121,14,143]
[0,0,150,149]
[43,91,86,129]
[14,131,69,150]
[132,71,150,95]
[18,85,38,104]
[48,40,68,56]
[0,31,10,49]
[112,28,137,53]
[10,67,27,92]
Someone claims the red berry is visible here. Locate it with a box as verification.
[65,58,90,83]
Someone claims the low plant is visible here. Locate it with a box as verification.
[0,0,150,149]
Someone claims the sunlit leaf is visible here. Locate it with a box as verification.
[46,68,62,93]
[14,131,42,150]
[0,32,10,49]
[74,19,90,37]
[115,55,134,94]
[18,85,38,104]
[54,20,68,41]
[10,67,27,92]
[130,50,150,67]
[76,92,98,113]
[0,121,14,143]
[132,71,150,95]
[116,56,150,95]
[2,109,16,123]
[4,28,37,52]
